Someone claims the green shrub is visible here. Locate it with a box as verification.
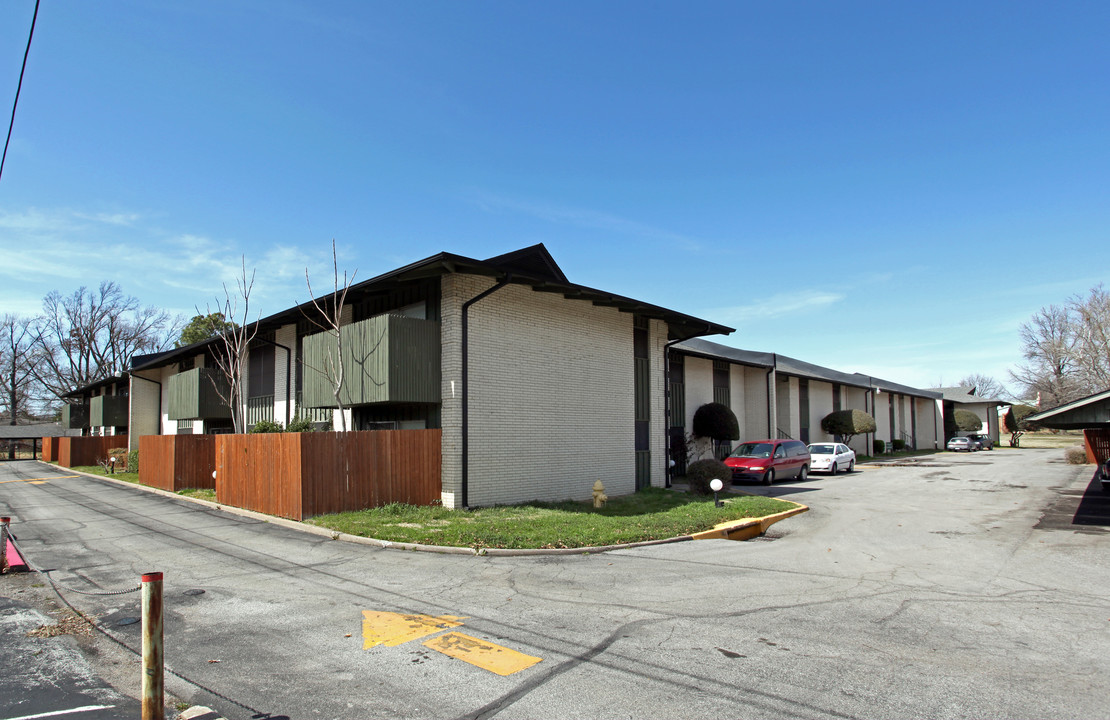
[873,439,886,454]
[820,409,876,444]
[127,449,139,474]
[692,403,739,441]
[286,416,318,433]
[954,409,983,432]
[1064,446,1088,464]
[249,419,284,434]
[685,458,732,496]
[891,439,906,451]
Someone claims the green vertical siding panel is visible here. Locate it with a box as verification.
[389,315,440,403]
[301,314,440,407]
[91,395,129,426]
[669,382,685,428]
[713,386,730,407]
[634,357,650,421]
[62,403,89,429]
[168,368,231,420]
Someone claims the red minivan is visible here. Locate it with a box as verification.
[724,439,810,485]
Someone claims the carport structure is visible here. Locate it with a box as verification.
[1025,388,1110,464]
[0,423,73,460]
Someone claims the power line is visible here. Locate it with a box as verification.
[1,0,41,185]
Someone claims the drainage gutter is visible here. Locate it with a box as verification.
[461,273,512,509]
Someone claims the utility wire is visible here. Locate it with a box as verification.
[1,0,40,185]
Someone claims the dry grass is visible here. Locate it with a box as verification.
[1015,431,1086,449]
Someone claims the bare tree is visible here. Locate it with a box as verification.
[202,259,260,434]
[0,314,45,423]
[32,281,178,399]
[957,374,1009,401]
[1070,284,1110,393]
[1010,285,1110,407]
[302,241,356,431]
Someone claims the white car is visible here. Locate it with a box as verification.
[946,436,976,452]
[807,443,856,474]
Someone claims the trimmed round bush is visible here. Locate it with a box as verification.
[891,439,906,451]
[685,458,732,496]
[954,409,983,432]
[1064,446,1088,464]
[873,439,886,454]
[692,403,740,442]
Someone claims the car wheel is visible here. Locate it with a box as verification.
[830,461,838,476]
[847,459,855,473]
[762,469,775,485]
[798,466,808,482]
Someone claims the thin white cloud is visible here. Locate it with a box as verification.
[709,290,845,324]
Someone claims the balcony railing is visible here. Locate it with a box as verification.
[247,395,274,425]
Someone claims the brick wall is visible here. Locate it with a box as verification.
[743,365,769,439]
[440,275,641,508]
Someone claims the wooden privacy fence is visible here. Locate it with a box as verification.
[139,435,217,492]
[1084,428,1110,464]
[57,436,129,468]
[216,430,441,520]
[41,437,58,462]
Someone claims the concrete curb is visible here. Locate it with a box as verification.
[689,503,809,541]
[37,461,804,556]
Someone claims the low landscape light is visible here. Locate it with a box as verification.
[709,478,723,507]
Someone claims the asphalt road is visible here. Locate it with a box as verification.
[1,450,1107,720]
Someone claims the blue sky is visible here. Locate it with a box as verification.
[1,1,1107,394]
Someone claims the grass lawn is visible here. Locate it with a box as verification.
[307,487,798,550]
[71,465,141,484]
[177,488,217,501]
[1004,431,1086,450]
[859,449,942,463]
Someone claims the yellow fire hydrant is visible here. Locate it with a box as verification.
[592,480,608,508]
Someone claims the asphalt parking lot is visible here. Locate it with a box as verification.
[1,449,1108,720]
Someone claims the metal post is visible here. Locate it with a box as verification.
[1,517,9,574]
[141,572,164,720]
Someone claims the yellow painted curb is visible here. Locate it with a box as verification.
[689,503,809,542]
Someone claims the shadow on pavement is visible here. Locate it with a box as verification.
[1036,468,1110,534]
[1072,470,1110,527]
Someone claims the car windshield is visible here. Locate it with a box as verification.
[809,444,834,454]
[731,442,773,458]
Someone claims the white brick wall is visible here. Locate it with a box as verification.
[440,274,642,508]
[274,323,296,426]
[844,386,870,455]
[743,366,770,438]
[808,380,835,443]
[128,371,162,451]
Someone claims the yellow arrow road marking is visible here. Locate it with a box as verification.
[423,632,542,676]
[361,611,466,649]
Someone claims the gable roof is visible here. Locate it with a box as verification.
[132,243,733,373]
[1024,388,1110,429]
[673,338,940,398]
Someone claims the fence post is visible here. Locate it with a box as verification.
[1,517,9,574]
[141,571,164,720]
